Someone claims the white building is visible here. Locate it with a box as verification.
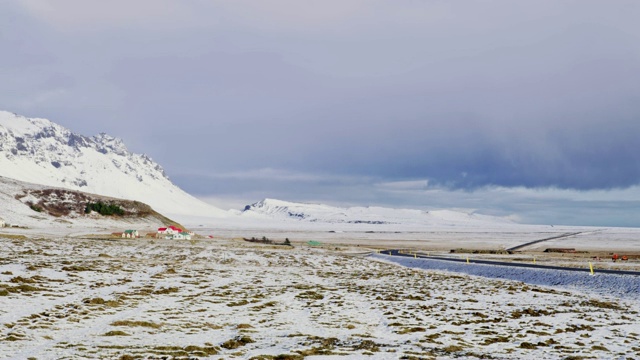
[0,218,5,228]
[157,225,183,237]
[171,232,192,240]
[122,230,139,238]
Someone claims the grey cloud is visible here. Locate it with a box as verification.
[2,1,640,225]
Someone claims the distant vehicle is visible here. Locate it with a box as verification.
[612,254,630,262]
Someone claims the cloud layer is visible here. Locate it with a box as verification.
[2,1,640,224]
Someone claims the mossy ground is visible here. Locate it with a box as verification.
[0,237,638,359]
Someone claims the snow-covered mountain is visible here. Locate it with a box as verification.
[0,110,518,231]
[0,111,227,220]
[0,175,183,235]
[241,198,515,227]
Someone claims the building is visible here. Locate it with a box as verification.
[122,230,139,238]
[156,228,171,238]
[171,232,192,240]
[0,218,5,228]
[157,225,183,238]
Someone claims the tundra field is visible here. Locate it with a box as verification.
[1,233,640,360]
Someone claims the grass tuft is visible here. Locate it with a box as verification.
[221,336,255,349]
[110,320,162,329]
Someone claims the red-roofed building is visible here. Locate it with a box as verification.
[157,225,184,238]
[157,227,171,238]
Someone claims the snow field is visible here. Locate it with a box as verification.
[1,237,639,359]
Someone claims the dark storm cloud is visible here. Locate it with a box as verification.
[2,1,640,224]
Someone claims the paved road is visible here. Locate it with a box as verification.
[378,249,640,276]
[506,232,583,251]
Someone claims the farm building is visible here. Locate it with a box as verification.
[122,230,139,238]
[156,228,167,238]
[170,232,191,240]
[157,225,185,238]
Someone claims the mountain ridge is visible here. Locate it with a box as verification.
[241,198,515,227]
[0,111,227,220]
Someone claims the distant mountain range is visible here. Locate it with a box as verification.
[0,110,515,229]
[240,198,515,227]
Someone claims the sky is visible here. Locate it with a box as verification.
[2,0,640,226]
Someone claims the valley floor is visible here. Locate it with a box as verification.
[1,236,639,359]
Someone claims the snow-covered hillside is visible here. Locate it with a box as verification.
[0,111,227,220]
[241,198,515,227]
[0,176,178,235]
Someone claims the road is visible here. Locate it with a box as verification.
[378,249,640,276]
[506,232,583,251]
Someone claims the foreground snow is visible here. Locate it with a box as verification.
[1,237,638,359]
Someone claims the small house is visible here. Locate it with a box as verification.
[157,227,175,237]
[172,232,191,240]
[123,230,139,238]
[157,227,168,238]
[158,225,183,238]
[0,218,5,228]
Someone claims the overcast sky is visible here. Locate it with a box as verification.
[2,1,640,226]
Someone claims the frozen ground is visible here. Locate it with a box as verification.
[195,224,640,252]
[1,236,639,359]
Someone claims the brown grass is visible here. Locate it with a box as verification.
[110,320,162,329]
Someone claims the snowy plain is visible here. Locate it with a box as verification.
[1,237,639,360]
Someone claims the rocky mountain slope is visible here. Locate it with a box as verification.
[0,175,182,232]
[0,111,227,220]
